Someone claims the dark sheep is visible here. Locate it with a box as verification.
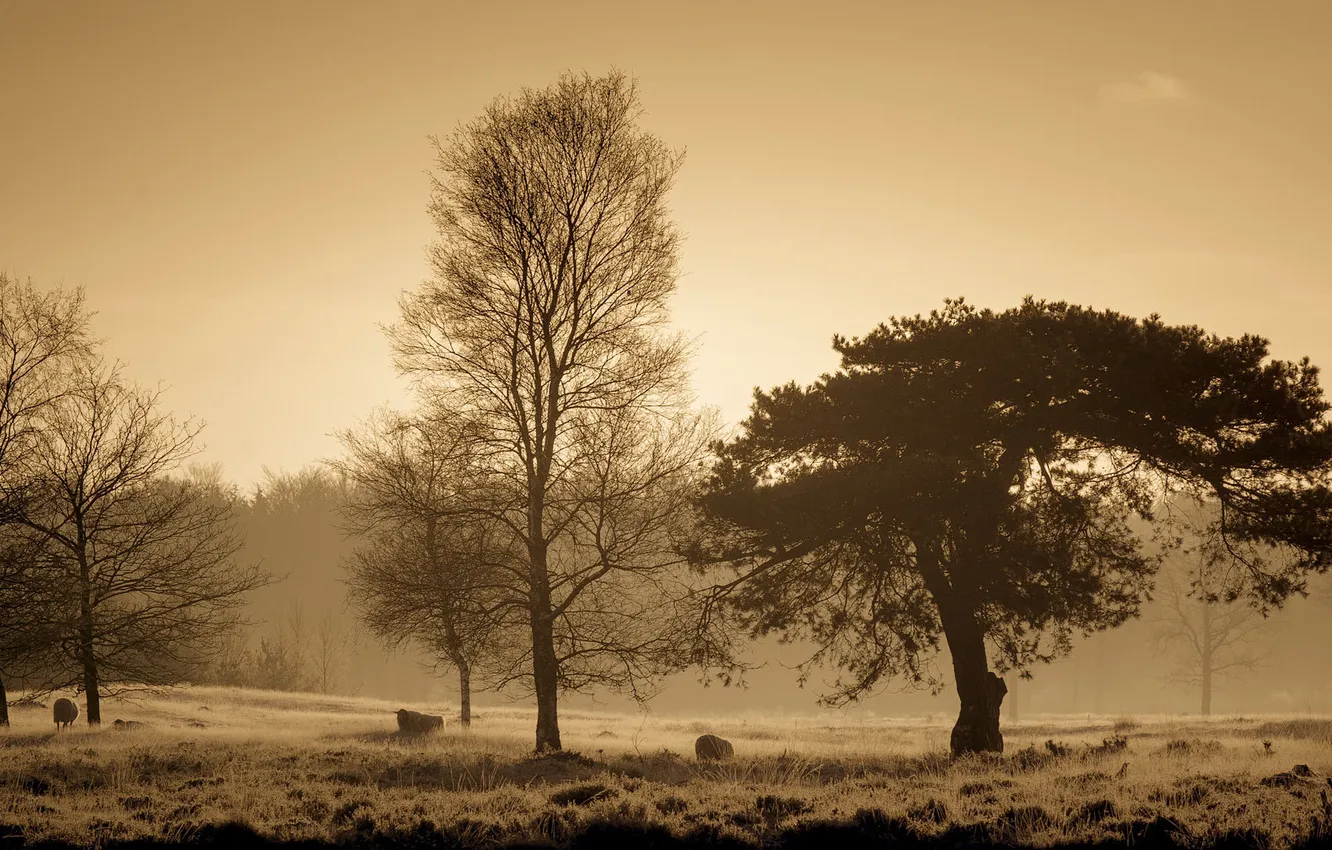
[396,708,444,735]
[695,733,734,761]
[53,698,79,730]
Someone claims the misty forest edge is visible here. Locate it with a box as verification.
[3,70,1332,760]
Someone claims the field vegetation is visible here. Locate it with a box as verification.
[3,687,1331,848]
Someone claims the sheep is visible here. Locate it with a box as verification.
[53,698,79,731]
[396,708,444,735]
[695,733,734,761]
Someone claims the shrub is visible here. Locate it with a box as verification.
[1163,738,1223,757]
[1067,799,1118,826]
[755,794,811,820]
[1087,734,1129,756]
[908,799,948,825]
[655,796,688,816]
[550,782,617,807]
[997,805,1055,833]
[1113,716,1141,734]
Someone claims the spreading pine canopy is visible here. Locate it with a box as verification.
[695,298,1332,703]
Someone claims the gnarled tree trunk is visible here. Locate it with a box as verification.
[942,601,1006,755]
[0,671,9,727]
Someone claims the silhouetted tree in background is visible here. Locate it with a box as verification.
[9,359,267,724]
[695,298,1332,755]
[1151,501,1270,716]
[311,612,358,696]
[204,467,430,700]
[251,602,312,692]
[387,70,715,751]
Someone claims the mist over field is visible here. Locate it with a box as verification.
[4,2,1332,848]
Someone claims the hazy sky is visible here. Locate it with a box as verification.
[3,1,1331,491]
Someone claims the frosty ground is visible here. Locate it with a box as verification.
[2,687,1330,848]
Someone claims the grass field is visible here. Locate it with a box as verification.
[2,687,1331,848]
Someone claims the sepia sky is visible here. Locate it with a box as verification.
[3,1,1331,491]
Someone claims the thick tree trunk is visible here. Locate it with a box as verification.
[78,596,101,724]
[529,400,563,753]
[0,671,9,727]
[76,537,100,725]
[943,605,1006,756]
[457,659,471,728]
[81,646,101,725]
[531,612,561,752]
[528,536,561,752]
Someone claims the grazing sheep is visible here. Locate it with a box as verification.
[112,719,146,730]
[396,708,444,735]
[695,733,734,761]
[53,698,79,730]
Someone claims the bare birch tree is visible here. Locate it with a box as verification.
[387,70,716,750]
[10,360,268,723]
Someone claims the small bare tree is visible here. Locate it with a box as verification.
[10,360,268,723]
[335,408,515,726]
[254,602,312,692]
[388,69,717,751]
[310,612,355,695]
[1150,542,1270,716]
[200,623,255,688]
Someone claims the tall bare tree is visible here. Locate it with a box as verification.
[388,70,715,750]
[0,274,95,725]
[11,360,268,723]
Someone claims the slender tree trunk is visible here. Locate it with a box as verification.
[1201,604,1213,716]
[942,602,1006,756]
[0,671,9,727]
[1092,637,1105,714]
[429,518,475,730]
[457,659,471,728]
[77,545,101,726]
